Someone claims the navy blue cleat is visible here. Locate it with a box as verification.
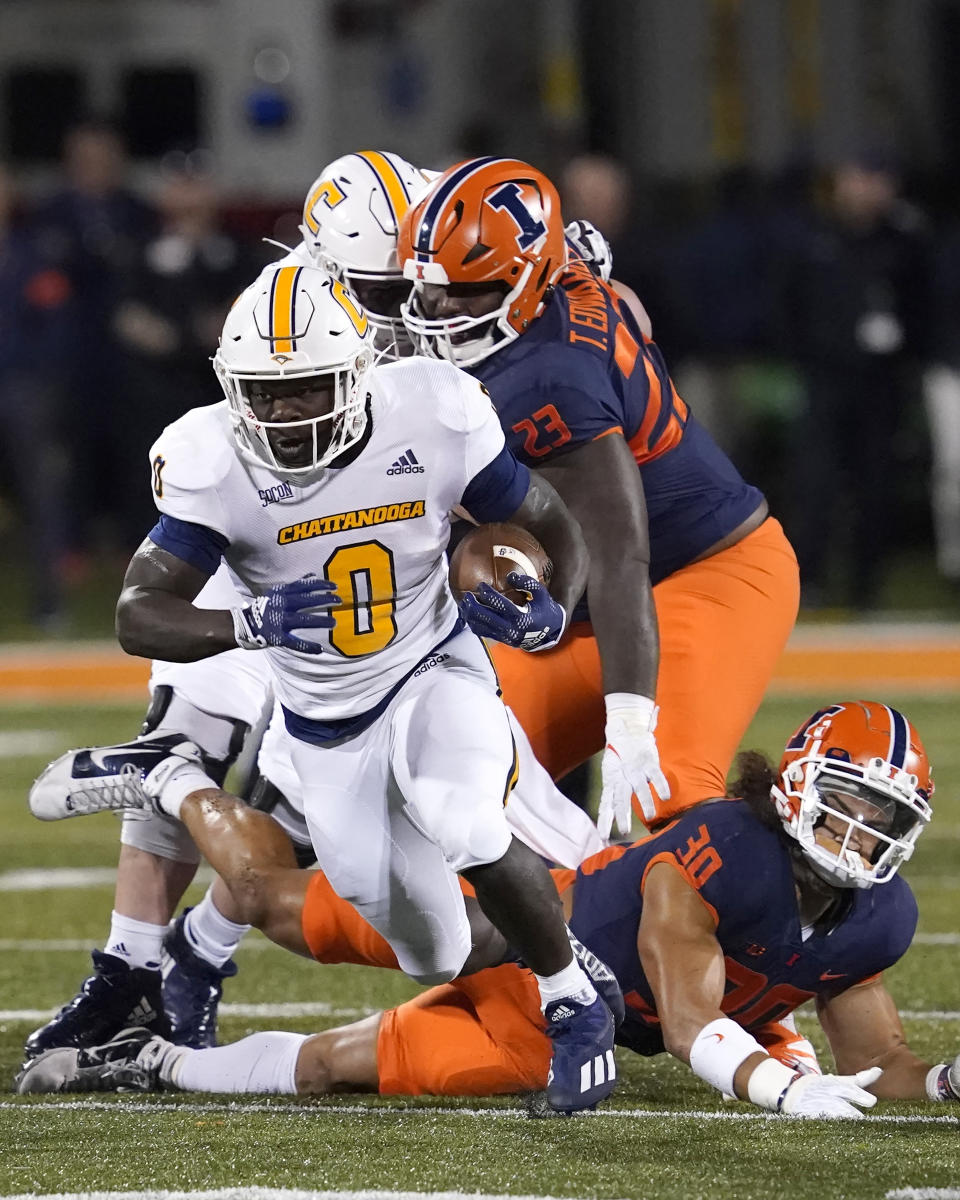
[28,731,204,822]
[567,930,624,1028]
[541,993,617,1115]
[23,950,171,1062]
[162,910,237,1048]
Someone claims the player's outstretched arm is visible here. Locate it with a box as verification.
[638,863,880,1118]
[818,977,959,1102]
[538,432,667,831]
[536,432,657,698]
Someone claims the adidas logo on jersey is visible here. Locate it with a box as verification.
[387,449,425,475]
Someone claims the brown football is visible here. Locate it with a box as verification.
[448,522,554,605]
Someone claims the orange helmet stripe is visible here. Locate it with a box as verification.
[270,265,300,354]
[355,151,411,227]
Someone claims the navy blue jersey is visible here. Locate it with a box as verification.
[471,263,764,584]
[567,799,917,1055]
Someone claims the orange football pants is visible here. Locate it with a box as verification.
[490,516,800,824]
[302,866,814,1095]
[301,869,551,1095]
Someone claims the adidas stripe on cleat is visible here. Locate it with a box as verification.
[542,993,617,1115]
[22,950,171,1061]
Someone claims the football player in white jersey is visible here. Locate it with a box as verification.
[23,150,609,1071]
[28,261,622,1114]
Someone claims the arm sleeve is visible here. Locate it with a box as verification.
[148,513,229,575]
[460,444,531,524]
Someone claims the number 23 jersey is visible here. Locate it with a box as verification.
[146,356,529,722]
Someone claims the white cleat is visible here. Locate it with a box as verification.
[29,732,204,821]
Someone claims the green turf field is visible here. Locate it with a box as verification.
[1,694,957,1200]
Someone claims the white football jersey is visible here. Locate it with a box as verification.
[148,357,517,721]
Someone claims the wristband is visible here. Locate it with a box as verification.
[231,606,266,651]
[604,692,658,731]
[926,1063,959,1102]
[746,1056,803,1111]
[688,1017,767,1097]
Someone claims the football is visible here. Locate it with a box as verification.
[448,521,554,605]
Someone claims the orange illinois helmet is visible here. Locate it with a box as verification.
[397,156,566,367]
[774,701,933,889]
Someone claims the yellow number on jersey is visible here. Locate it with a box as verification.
[325,541,397,657]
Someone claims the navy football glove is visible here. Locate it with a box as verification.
[232,575,339,654]
[459,572,566,652]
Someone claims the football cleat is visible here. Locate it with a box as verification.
[15,1026,167,1094]
[567,930,624,1028]
[28,731,204,821]
[23,950,171,1061]
[162,909,238,1048]
[542,993,617,1115]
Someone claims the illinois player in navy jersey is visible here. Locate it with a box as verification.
[20,700,960,1119]
[396,158,800,839]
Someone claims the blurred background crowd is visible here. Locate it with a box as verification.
[2,0,960,633]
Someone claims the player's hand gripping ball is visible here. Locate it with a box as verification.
[448,522,553,605]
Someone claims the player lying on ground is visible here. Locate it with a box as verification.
[20,701,959,1117]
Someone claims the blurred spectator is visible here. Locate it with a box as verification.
[923,221,960,584]
[560,153,631,241]
[0,165,74,628]
[664,167,776,454]
[112,151,253,544]
[33,120,156,554]
[775,146,930,610]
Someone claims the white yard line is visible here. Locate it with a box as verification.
[0,866,214,892]
[0,1099,956,1126]
[886,1192,960,1200]
[0,731,62,758]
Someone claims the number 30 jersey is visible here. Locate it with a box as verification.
[147,356,529,724]
[568,799,917,1054]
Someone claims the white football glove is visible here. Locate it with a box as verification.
[598,694,670,837]
[564,219,613,282]
[779,1067,882,1119]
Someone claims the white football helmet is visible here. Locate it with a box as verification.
[300,150,436,356]
[214,263,373,476]
[773,700,933,889]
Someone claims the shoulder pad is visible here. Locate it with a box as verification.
[149,403,236,494]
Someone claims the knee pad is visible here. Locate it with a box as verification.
[143,685,250,786]
[424,798,512,874]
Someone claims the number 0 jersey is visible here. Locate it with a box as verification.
[147,356,528,724]
[567,799,918,1054]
